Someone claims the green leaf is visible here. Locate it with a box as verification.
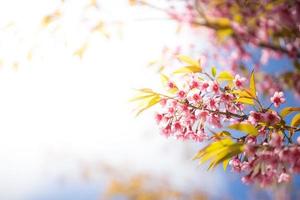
[291,113,300,127]
[217,71,234,81]
[228,123,258,136]
[280,107,300,118]
[211,67,217,77]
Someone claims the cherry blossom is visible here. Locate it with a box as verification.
[270,91,286,107]
[133,63,300,188]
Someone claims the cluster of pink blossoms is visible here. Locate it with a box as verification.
[155,74,247,141]
[150,68,300,187]
[230,135,300,187]
[136,0,300,97]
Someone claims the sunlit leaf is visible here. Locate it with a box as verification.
[280,107,300,118]
[210,131,231,140]
[193,138,243,170]
[193,138,233,161]
[74,43,88,59]
[173,66,202,74]
[217,71,234,81]
[236,97,255,105]
[41,10,61,27]
[168,87,179,94]
[228,123,258,136]
[160,74,169,85]
[211,67,217,77]
[129,94,156,102]
[135,95,161,117]
[249,71,256,97]
[291,113,300,127]
[136,88,155,93]
[213,18,231,27]
[177,55,199,66]
[208,144,243,170]
[216,28,233,41]
[223,159,230,171]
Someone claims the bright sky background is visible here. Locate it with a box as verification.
[0,0,229,199]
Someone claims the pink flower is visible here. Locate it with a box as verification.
[278,172,291,183]
[155,113,163,124]
[248,111,263,125]
[192,93,201,103]
[241,175,253,184]
[196,110,209,121]
[161,125,172,137]
[200,81,209,91]
[263,111,281,125]
[270,132,283,148]
[191,132,207,142]
[167,81,176,89]
[234,74,246,88]
[209,114,222,128]
[189,80,200,89]
[270,91,285,107]
[297,136,300,145]
[187,91,202,104]
[209,81,219,94]
[177,90,186,99]
[207,97,219,110]
[230,158,241,172]
[160,98,167,107]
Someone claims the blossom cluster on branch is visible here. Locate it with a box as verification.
[132,55,300,187]
[131,0,300,97]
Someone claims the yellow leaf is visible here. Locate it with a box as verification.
[211,67,217,77]
[291,113,300,127]
[135,95,161,117]
[193,138,233,160]
[239,89,255,98]
[168,87,178,94]
[177,55,199,66]
[173,66,202,74]
[223,159,230,171]
[236,97,255,105]
[216,28,233,41]
[228,123,258,136]
[208,144,243,170]
[193,138,243,170]
[234,88,255,105]
[160,74,169,85]
[137,88,154,93]
[129,94,156,102]
[210,131,231,140]
[280,107,300,118]
[214,18,231,27]
[217,71,234,81]
[128,0,137,6]
[249,71,256,97]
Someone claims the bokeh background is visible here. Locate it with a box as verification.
[0,0,298,199]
